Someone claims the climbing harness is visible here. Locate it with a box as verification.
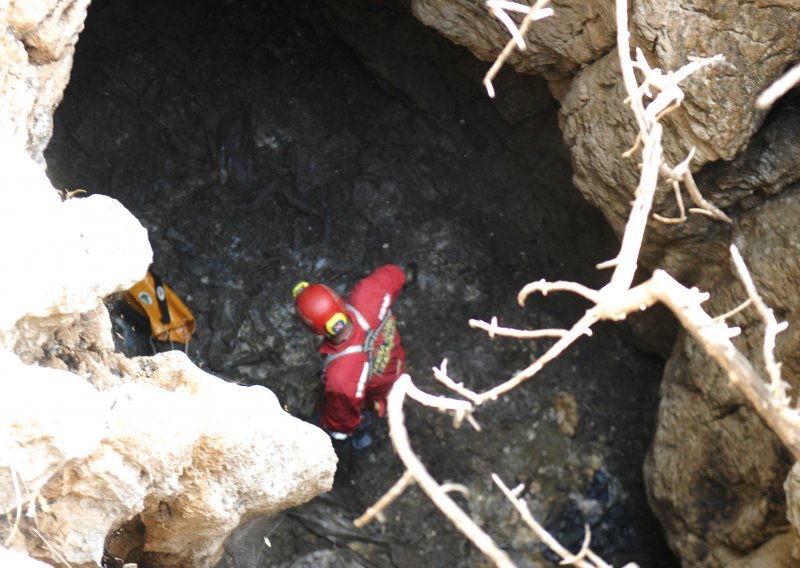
[321,302,392,386]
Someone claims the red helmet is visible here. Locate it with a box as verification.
[292,281,349,336]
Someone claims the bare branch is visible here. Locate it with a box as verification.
[681,172,730,221]
[441,482,471,496]
[3,466,23,547]
[475,311,599,404]
[559,525,594,566]
[729,245,790,401]
[595,257,618,270]
[470,316,568,340]
[613,0,725,290]
[492,474,615,568]
[490,5,528,49]
[433,359,481,403]
[388,375,517,567]
[31,527,74,568]
[402,376,474,413]
[653,177,687,224]
[644,270,800,459]
[518,279,601,305]
[483,0,553,98]
[757,61,800,110]
[712,298,752,325]
[616,4,649,135]
[354,471,415,528]
[659,160,732,224]
[465,413,483,432]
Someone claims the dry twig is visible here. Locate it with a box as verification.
[381,374,516,567]
[31,527,73,568]
[492,474,620,568]
[729,245,790,402]
[3,466,23,547]
[433,358,481,404]
[756,61,800,110]
[483,0,553,98]
[354,471,415,528]
[469,316,568,340]
[625,269,800,459]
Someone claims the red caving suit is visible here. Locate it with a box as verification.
[317,265,406,436]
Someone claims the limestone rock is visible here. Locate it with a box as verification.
[0,351,106,516]
[2,346,336,568]
[0,143,152,336]
[644,189,800,565]
[1,0,90,163]
[411,0,615,83]
[0,546,52,567]
[559,3,800,274]
[644,336,792,566]
[0,63,335,566]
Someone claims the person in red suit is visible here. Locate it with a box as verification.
[292,264,412,449]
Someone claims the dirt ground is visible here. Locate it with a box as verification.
[45,0,678,566]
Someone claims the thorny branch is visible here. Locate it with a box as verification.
[635,267,800,459]
[359,0,799,566]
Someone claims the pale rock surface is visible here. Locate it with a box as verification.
[1,0,90,163]
[2,348,336,568]
[0,148,336,565]
[0,546,52,567]
[0,143,153,335]
[0,350,106,516]
[0,6,336,564]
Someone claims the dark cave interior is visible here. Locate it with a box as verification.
[44,0,679,566]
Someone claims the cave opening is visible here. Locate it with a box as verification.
[44,0,678,566]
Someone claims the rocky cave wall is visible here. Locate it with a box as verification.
[413,0,800,565]
[5,0,800,567]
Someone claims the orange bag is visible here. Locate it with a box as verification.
[125,270,195,345]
